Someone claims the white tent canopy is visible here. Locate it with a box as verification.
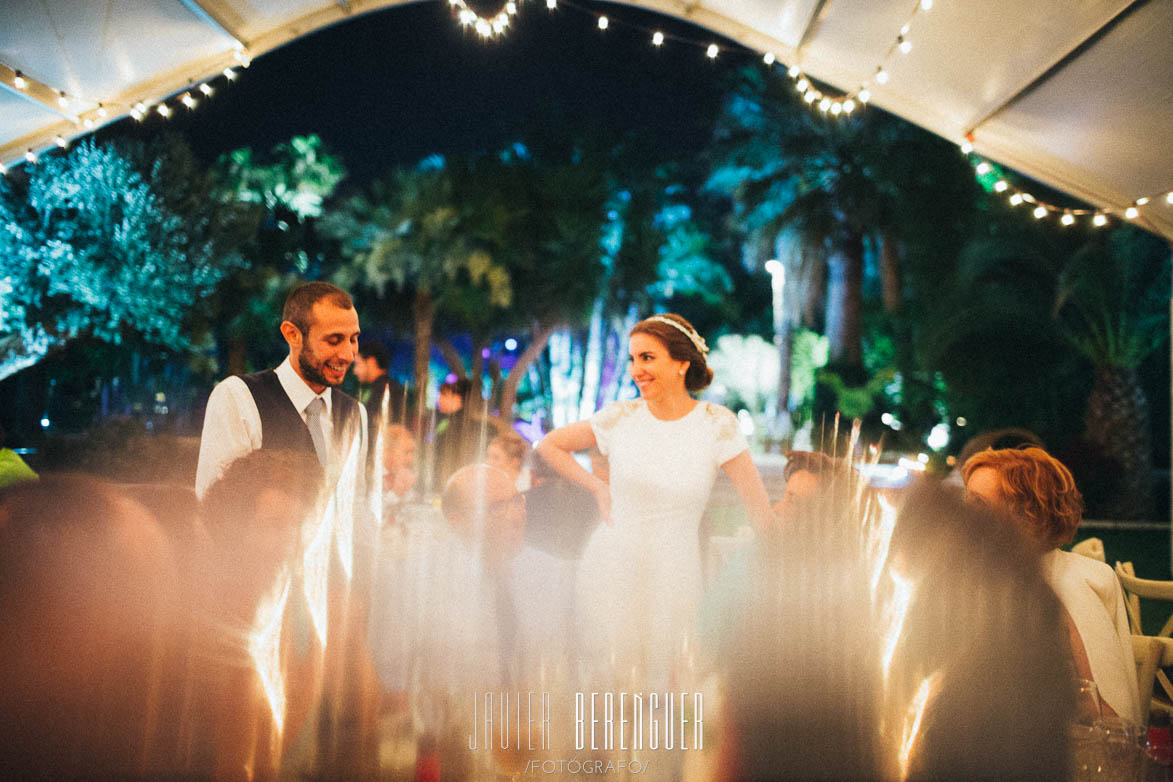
[1,0,1172,239]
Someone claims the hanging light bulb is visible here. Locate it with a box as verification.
[763,52,776,65]
[1165,192,1173,204]
[1135,196,1150,206]
[899,36,912,54]
[858,89,871,104]
[796,78,809,92]
[547,0,557,8]
[817,97,830,111]
[875,68,889,84]
[55,135,67,148]
[1093,214,1108,227]
[1061,213,1075,226]
[993,180,1008,193]
[1124,206,1139,219]
[199,83,213,96]
[831,101,843,115]
[0,162,6,175]
[975,162,991,175]
[843,99,856,114]
[181,92,197,108]
[83,117,94,129]
[1009,194,1024,206]
[597,16,608,30]
[96,103,107,118]
[505,1,517,14]
[13,71,27,89]
[57,91,69,108]
[788,64,800,78]
[477,18,493,36]
[707,44,719,58]
[157,103,172,117]
[652,31,664,46]
[25,149,37,163]
[223,67,237,80]
[921,0,933,9]
[960,140,974,154]
[804,91,818,104]
[1033,206,1047,219]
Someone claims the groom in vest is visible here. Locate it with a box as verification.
[195,281,381,775]
[195,281,367,499]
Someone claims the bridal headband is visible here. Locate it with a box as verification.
[645,315,709,356]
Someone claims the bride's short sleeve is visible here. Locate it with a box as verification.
[707,403,749,465]
[589,400,636,456]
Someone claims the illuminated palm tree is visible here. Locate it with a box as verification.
[1055,229,1170,519]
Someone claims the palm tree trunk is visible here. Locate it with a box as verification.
[825,234,864,366]
[880,233,903,313]
[1084,365,1154,519]
[411,289,434,427]
[435,339,467,381]
[496,321,556,426]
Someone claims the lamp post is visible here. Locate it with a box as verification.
[765,259,791,446]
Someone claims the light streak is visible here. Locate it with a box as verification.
[302,506,333,649]
[247,569,293,734]
[898,673,940,780]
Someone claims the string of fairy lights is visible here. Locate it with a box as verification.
[0,48,251,174]
[441,0,1171,229]
[962,140,1173,228]
[3,0,1169,231]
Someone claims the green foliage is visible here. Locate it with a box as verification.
[706,334,780,413]
[322,158,513,314]
[816,366,894,419]
[790,327,829,410]
[214,135,346,219]
[1055,227,1170,370]
[0,140,237,380]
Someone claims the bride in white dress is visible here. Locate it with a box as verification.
[536,313,773,688]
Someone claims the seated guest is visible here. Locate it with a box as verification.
[963,446,1140,724]
[0,475,185,779]
[772,450,840,522]
[382,423,417,518]
[197,449,341,779]
[720,475,1074,782]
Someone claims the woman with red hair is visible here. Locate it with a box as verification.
[964,447,1140,723]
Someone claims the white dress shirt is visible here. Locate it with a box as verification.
[1043,549,1142,724]
[195,357,363,498]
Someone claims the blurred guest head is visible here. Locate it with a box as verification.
[0,474,183,778]
[442,464,526,569]
[437,378,472,414]
[962,446,1083,550]
[773,450,841,524]
[486,431,528,485]
[383,423,416,497]
[201,449,324,579]
[354,340,390,383]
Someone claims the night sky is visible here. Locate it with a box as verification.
[103,0,751,182]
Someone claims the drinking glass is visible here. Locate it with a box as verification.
[1076,679,1103,726]
[1098,716,1140,782]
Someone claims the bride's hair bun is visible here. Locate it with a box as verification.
[631,313,714,392]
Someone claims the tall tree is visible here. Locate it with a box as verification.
[323,157,511,418]
[206,134,347,375]
[0,141,238,380]
[1055,228,1170,519]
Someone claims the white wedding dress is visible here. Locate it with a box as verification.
[576,399,747,688]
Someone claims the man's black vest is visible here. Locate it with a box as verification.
[239,369,361,458]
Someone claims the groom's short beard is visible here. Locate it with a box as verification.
[299,351,340,388]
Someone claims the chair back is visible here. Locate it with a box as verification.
[1115,561,1173,723]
